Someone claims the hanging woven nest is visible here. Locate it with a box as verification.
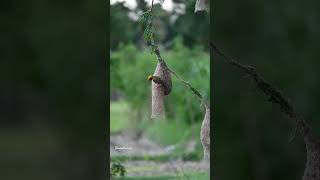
[200,105,210,159]
[148,59,172,119]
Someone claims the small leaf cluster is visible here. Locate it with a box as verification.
[139,10,154,41]
[110,162,126,177]
[139,10,158,54]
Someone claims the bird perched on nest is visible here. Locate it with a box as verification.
[148,74,171,95]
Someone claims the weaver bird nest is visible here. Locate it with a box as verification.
[148,60,172,119]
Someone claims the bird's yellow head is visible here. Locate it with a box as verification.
[147,75,153,81]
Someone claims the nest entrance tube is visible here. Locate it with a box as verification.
[151,80,165,119]
[150,60,172,120]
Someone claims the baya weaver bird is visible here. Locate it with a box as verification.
[148,74,171,95]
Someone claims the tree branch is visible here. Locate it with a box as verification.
[210,42,311,139]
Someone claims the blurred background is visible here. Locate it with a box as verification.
[213,0,320,179]
[0,1,106,180]
[110,0,210,179]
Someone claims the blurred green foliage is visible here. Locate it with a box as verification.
[111,37,209,124]
[111,162,126,177]
[110,0,209,51]
[110,1,209,179]
[110,1,209,178]
[110,101,131,133]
